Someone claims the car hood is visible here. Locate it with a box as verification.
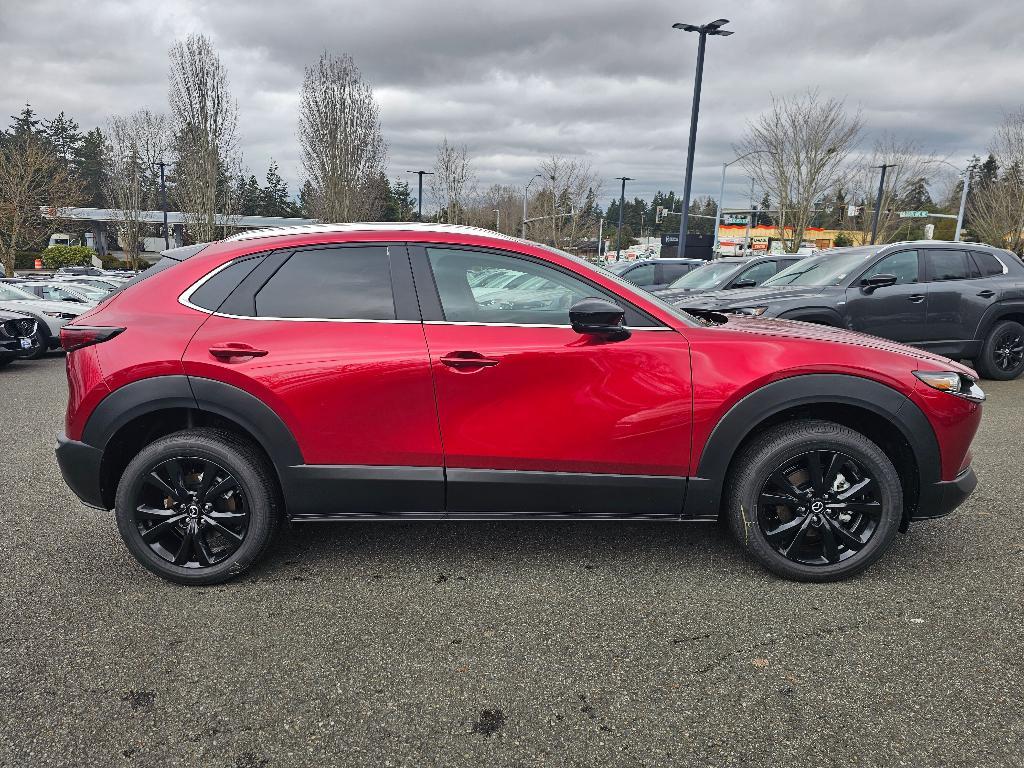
[676,284,834,309]
[0,298,86,316]
[653,285,714,302]
[719,314,976,374]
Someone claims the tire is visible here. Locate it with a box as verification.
[725,419,902,582]
[974,320,1024,381]
[0,355,14,369]
[114,428,281,585]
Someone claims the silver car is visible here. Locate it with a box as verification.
[0,282,86,359]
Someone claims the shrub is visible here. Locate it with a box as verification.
[833,231,854,247]
[40,244,96,270]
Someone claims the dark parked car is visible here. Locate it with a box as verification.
[56,224,982,586]
[606,258,705,291]
[677,242,1024,380]
[0,310,38,367]
[654,254,807,303]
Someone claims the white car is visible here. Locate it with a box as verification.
[13,281,103,306]
[0,282,86,359]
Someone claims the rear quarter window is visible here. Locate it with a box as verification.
[189,256,265,312]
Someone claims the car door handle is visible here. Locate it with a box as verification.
[907,294,925,303]
[209,343,268,360]
[440,351,499,368]
[977,290,995,299]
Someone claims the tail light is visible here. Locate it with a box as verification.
[60,325,125,352]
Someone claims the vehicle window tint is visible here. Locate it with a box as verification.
[777,259,799,272]
[925,249,971,281]
[733,260,776,286]
[661,264,692,282]
[971,251,1004,277]
[255,246,395,320]
[190,256,264,312]
[426,247,655,327]
[864,250,919,285]
[625,264,656,285]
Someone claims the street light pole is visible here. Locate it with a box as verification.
[672,18,733,258]
[407,170,434,220]
[615,176,633,261]
[870,163,897,245]
[522,173,542,237]
[955,171,969,242]
[154,160,169,250]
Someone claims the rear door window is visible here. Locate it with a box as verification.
[924,250,972,282]
[255,245,395,320]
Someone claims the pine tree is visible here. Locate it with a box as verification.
[75,127,108,207]
[8,104,43,139]
[259,159,299,217]
[43,111,83,167]
[299,180,318,218]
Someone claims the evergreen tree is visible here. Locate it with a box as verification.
[8,103,43,139]
[299,180,318,218]
[258,159,300,217]
[43,111,83,168]
[75,127,108,208]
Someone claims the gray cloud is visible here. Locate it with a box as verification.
[1,0,1021,210]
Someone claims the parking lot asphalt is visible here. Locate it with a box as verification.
[2,355,1022,768]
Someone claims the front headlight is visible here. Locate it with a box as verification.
[735,306,769,316]
[913,370,986,402]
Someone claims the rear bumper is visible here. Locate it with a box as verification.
[55,432,106,509]
[912,466,977,521]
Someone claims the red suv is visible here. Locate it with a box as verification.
[56,224,983,585]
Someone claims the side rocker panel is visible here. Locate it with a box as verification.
[682,374,941,520]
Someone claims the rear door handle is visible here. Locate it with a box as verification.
[978,290,995,299]
[908,294,925,303]
[209,343,268,360]
[440,351,499,368]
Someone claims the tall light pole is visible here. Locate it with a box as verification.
[615,176,633,261]
[407,170,434,220]
[522,173,542,237]
[712,149,768,253]
[672,18,733,258]
[153,160,169,250]
[937,159,970,242]
[870,163,897,245]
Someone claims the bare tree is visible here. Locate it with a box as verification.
[299,53,387,223]
[847,136,938,244]
[464,184,521,233]
[168,34,240,242]
[535,155,601,249]
[969,109,1024,253]
[104,110,169,268]
[738,90,862,252]
[0,133,81,276]
[430,138,475,224]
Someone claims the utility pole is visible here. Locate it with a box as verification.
[672,18,733,257]
[597,217,604,261]
[494,208,500,232]
[615,176,633,261]
[154,160,169,250]
[407,170,434,220]
[744,178,755,255]
[870,164,897,245]
[955,170,969,242]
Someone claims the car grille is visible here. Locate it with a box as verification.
[1,318,37,338]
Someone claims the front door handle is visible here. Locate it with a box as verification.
[440,351,499,368]
[209,343,268,360]
[978,290,995,299]
[907,294,925,303]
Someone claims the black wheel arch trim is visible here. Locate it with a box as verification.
[682,373,941,520]
[81,374,304,469]
[775,307,844,326]
[975,299,1024,341]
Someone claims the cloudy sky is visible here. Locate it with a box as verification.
[2,0,1022,211]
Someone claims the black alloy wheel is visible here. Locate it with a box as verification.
[993,328,1024,374]
[977,320,1024,381]
[756,449,881,567]
[115,428,279,585]
[726,419,902,582]
[132,457,249,568]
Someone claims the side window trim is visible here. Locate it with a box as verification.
[407,243,665,329]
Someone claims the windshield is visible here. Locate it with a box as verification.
[58,283,106,300]
[763,251,874,287]
[667,261,741,290]
[604,262,633,274]
[0,284,36,301]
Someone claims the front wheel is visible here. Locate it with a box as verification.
[114,428,280,585]
[20,327,47,359]
[974,320,1024,380]
[725,419,902,582]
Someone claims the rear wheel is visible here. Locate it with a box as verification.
[725,419,902,582]
[975,320,1024,380]
[114,428,280,585]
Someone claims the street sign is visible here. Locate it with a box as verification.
[723,215,747,224]
[898,210,929,218]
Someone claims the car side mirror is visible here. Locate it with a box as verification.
[569,298,630,341]
[732,279,757,289]
[861,273,898,293]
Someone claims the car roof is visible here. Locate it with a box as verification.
[222,222,525,245]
